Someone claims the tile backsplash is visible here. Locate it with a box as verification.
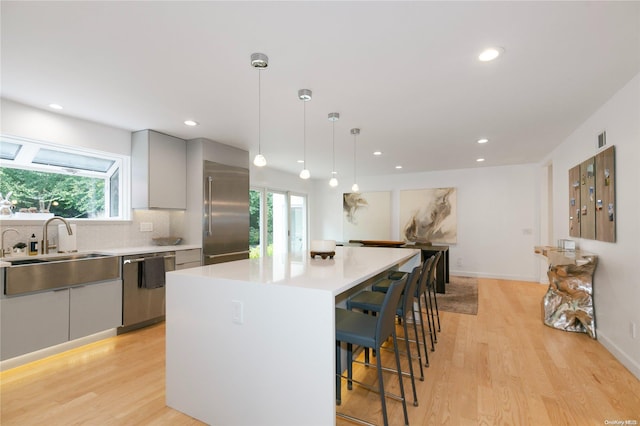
[1,210,186,253]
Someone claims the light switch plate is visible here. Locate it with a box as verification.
[232,300,244,325]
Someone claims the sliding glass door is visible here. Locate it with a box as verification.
[250,188,307,258]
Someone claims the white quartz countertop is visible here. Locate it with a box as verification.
[97,245,200,256]
[169,246,420,296]
[0,244,201,266]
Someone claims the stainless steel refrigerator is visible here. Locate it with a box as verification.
[202,161,250,265]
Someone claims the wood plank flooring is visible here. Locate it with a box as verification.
[1,278,639,425]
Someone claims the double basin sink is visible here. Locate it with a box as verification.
[3,253,120,296]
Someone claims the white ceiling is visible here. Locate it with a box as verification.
[2,1,639,179]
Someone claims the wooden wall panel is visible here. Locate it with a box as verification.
[579,157,596,240]
[568,165,581,238]
[595,146,616,242]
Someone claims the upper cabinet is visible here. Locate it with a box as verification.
[132,130,186,209]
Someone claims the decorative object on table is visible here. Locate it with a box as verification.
[349,240,405,248]
[152,237,183,246]
[310,240,335,259]
[435,276,478,315]
[535,246,598,339]
[400,187,457,244]
[343,191,391,241]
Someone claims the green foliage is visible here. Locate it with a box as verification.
[0,167,105,218]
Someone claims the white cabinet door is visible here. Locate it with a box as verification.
[132,129,186,209]
[69,280,122,340]
[0,289,70,361]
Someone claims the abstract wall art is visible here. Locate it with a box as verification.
[400,187,457,244]
[343,191,391,241]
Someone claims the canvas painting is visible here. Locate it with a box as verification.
[343,191,391,241]
[399,187,457,244]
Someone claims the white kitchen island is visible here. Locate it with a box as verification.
[165,245,420,426]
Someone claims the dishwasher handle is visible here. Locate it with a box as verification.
[123,254,176,265]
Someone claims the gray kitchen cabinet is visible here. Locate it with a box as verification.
[69,279,122,340]
[175,248,201,270]
[0,289,70,360]
[0,279,123,361]
[132,129,186,209]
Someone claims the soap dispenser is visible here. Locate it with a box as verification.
[28,234,38,256]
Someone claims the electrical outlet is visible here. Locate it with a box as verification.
[139,222,153,232]
[631,321,637,339]
[456,257,463,267]
[232,300,244,325]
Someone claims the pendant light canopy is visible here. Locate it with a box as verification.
[298,89,312,179]
[351,128,360,192]
[328,112,340,187]
[251,53,268,167]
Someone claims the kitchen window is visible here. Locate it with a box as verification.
[0,135,129,220]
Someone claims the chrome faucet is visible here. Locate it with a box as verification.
[42,216,73,254]
[1,228,20,257]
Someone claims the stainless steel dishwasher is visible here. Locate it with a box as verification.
[118,251,175,334]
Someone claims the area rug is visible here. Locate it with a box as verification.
[435,276,478,315]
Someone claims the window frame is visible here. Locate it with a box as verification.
[0,134,131,222]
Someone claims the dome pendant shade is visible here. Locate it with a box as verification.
[300,169,311,179]
[253,154,267,167]
[329,177,339,187]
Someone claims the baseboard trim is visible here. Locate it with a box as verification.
[597,331,640,380]
[449,270,539,283]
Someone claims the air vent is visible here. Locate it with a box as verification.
[598,131,607,149]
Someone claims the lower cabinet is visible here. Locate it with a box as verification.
[0,288,70,360]
[176,248,202,270]
[70,280,122,340]
[0,279,122,361]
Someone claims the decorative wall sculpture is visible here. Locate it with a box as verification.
[400,187,457,244]
[568,145,615,242]
[342,191,391,241]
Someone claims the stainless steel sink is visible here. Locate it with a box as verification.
[4,253,120,295]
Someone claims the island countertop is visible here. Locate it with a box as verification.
[165,245,420,426]
[168,245,420,295]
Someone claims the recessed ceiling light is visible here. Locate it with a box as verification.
[297,159,304,163]
[478,47,504,62]
[476,158,485,162]
[373,151,382,156]
[49,103,63,110]
[395,165,403,169]
[184,120,199,126]
[477,138,489,144]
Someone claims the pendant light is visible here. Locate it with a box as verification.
[328,112,339,187]
[351,128,360,192]
[251,53,268,167]
[298,89,312,179]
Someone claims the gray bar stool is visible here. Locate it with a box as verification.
[346,265,424,407]
[335,279,409,426]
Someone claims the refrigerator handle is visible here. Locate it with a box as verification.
[207,176,213,236]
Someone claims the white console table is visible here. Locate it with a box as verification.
[165,246,420,426]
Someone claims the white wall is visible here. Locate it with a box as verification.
[545,73,640,378]
[0,98,174,249]
[312,163,540,282]
[1,99,130,155]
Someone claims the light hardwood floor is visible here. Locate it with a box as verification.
[1,278,639,425]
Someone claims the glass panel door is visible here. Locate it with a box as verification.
[289,194,307,255]
[249,189,262,258]
[268,190,288,256]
